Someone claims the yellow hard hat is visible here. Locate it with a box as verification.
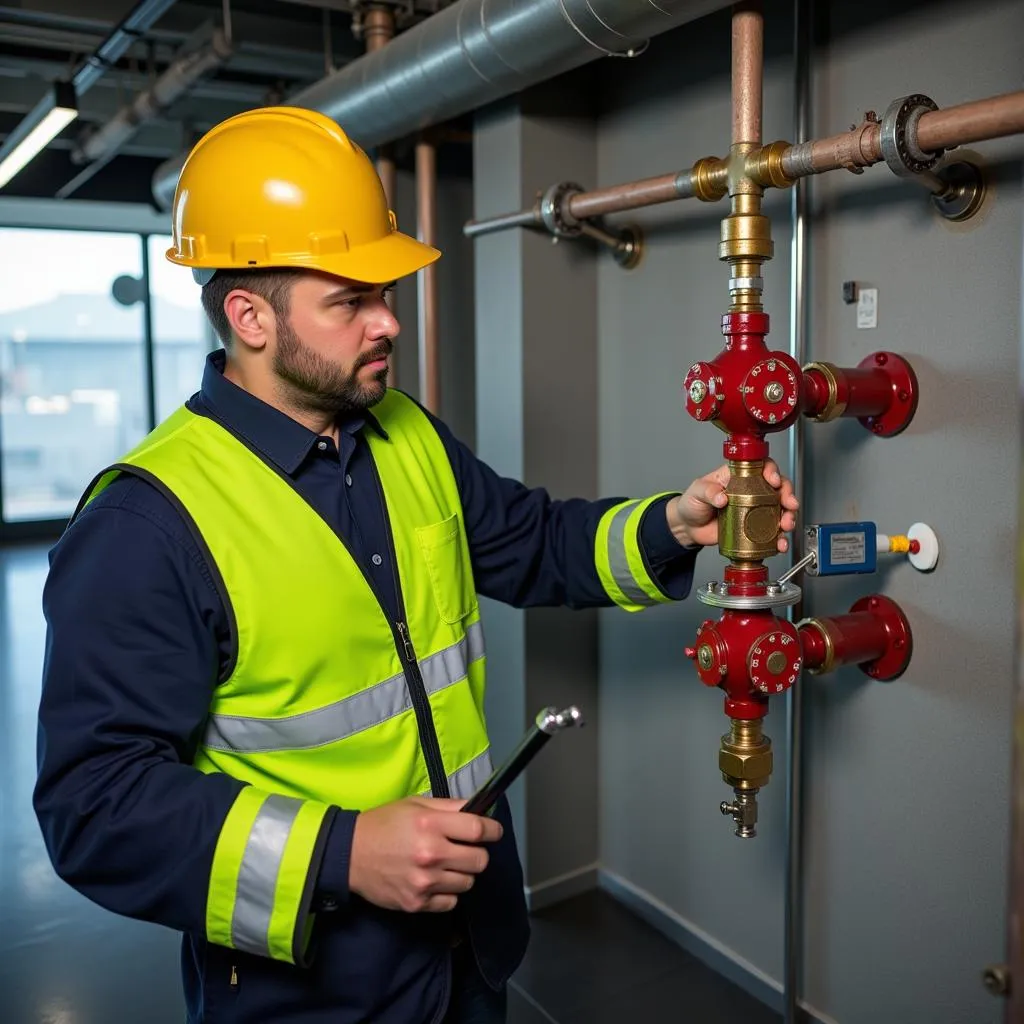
[165,106,440,284]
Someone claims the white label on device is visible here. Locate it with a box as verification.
[830,532,866,566]
[857,287,878,329]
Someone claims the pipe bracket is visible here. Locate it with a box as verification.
[880,94,942,178]
[930,159,987,222]
[540,181,584,238]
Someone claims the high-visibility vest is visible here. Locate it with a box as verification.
[74,387,672,969]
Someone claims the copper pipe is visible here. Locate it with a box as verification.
[569,170,695,219]
[783,90,1024,178]
[916,90,1024,151]
[416,137,440,414]
[363,6,396,210]
[732,2,764,147]
[463,89,1024,238]
[782,120,882,177]
[361,4,398,384]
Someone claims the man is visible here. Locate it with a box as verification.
[34,107,798,1024]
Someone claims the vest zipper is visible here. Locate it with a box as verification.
[368,461,451,799]
[203,414,453,799]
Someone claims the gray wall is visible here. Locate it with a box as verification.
[473,80,603,897]
[589,1,1022,1023]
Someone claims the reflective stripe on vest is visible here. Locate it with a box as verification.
[203,620,485,754]
[595,494,678,612]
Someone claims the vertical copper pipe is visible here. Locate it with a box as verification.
[732,2,764,146]
[362,7,396,208]
[416,136,440,414]
[361,5,398,384]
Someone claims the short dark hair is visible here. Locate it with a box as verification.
[200,269,304,346]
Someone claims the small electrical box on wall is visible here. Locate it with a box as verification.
[805,521,940,576]
[806,522,876,576]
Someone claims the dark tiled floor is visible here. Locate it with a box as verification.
[510,889,781,1024]
[2,544,778,1023]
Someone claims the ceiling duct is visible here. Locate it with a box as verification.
[151,0,732,209]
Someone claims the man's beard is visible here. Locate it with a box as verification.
[273,317,392,416]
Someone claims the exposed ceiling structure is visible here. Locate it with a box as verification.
[0,0,461,205]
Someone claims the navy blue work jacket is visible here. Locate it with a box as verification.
[34,351,699,1023]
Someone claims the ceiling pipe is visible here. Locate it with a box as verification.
[151,0,734,209]
[56,27,233,200]
[0,0,179,188]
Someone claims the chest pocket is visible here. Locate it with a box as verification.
[416,513,475,624]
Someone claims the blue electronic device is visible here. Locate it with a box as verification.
[805,521,877,576]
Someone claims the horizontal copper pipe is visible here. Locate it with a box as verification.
[568,171,695,219]
[462,89,1024,238]
[783,89,1024,178]
[917,90,1024,151]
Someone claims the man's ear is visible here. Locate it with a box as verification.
[224,290,271,353]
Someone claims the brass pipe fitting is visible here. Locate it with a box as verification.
[746,140,795,189]
[692,157,729,202]
[803,361,847,422]
[719,192,774,262]
[799,618,836,675]
[720,460,783,562]
[719,717,773,792]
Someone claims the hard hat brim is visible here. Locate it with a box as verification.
[325,228,441,285]
[167,229,441,285]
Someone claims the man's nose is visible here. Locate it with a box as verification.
[368,299,400,339]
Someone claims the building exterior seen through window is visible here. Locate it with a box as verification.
[0,227,212,524]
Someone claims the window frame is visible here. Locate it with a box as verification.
[0,204,209,543]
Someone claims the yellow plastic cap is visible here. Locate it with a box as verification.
[166,106,440,284]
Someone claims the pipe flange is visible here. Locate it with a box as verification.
[697,580,802,610]
[880,94,941,179]
[540,181,585,238]
[803,361,847,422]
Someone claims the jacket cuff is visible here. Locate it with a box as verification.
[595,493,682,611]
[639,495,701,601]
[313,809,358,910]
[639,494,700,566]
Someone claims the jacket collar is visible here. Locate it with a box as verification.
[195,350,388,476]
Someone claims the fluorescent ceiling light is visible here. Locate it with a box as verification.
[0,81,78,190]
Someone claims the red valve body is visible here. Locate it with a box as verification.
[683,313,801,459]
[683,316,918,443]
[686,566,802,720]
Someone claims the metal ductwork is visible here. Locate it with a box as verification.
[151,0,732,210]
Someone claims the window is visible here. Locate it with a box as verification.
[0,228,148,523]
[147,234,214,421]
